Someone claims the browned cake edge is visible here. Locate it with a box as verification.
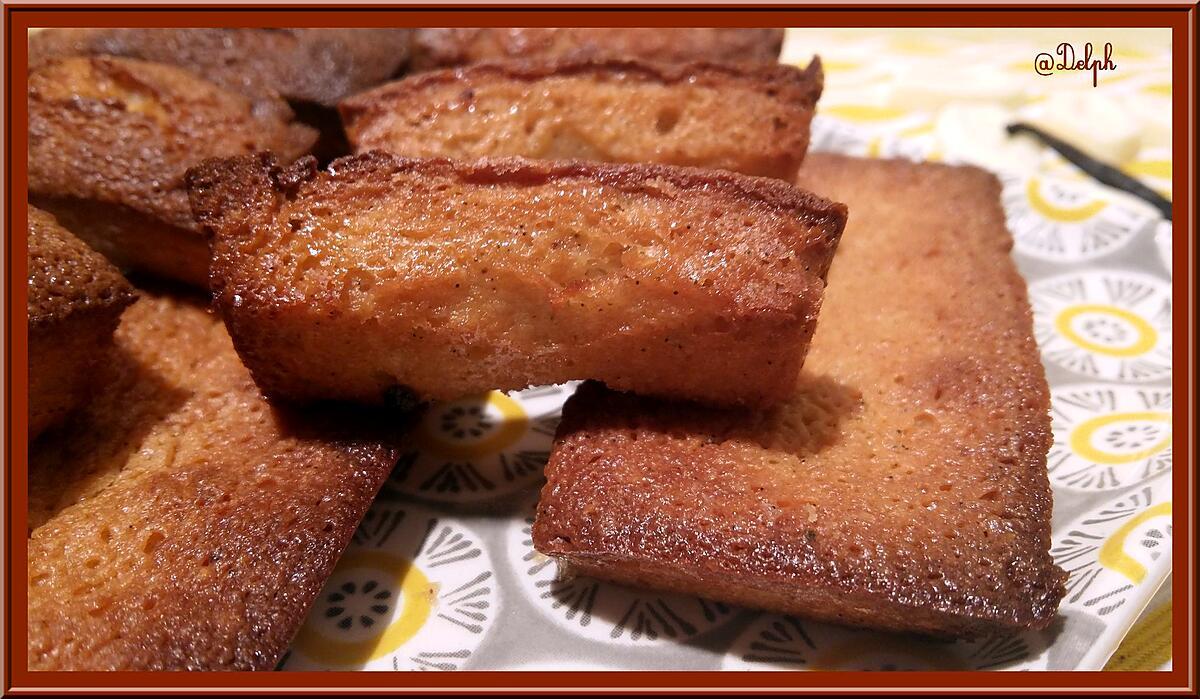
[535,382,1063,639]
[409,28,787,71]
[339,56,823,124]
[27,207,137,329]
[189,150,848,250]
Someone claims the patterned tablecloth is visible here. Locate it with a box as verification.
[281,28,1174,672]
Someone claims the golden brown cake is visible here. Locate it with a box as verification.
[187,152,846,408]
[28,28,411,164]
[410,27,786,70]
[28,56,317,286]
[533,154,1066,639]
[27,206,136,438]
[28,28,412,107]
[27,291,405,670]
[340,58,822,179]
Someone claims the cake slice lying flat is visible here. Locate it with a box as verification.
[340,58,822,180]
[28,292,404,670]
[533,154,1066,638]
[187,152,846,408]
[410,27,785,71]
[27,206,136,438]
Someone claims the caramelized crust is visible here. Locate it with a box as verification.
[341,58,823,179]
[27,207,135,329]
[27,207,136,437]
[534,154,1066,638]
[188,152,846,408]
[28,28,412,107]
[410,27,786,70]
[28,292,405,670]
[28,56,317,285]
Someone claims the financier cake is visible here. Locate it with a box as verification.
[340,58,823,179]
[533,154,1067,638]
[28,55,317,286]
[409,27,786,70]
[28,28,412,108]
[28,291,405,670]
[27,206,136,438]
[187,152,846,408]
[29,28,412,163]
